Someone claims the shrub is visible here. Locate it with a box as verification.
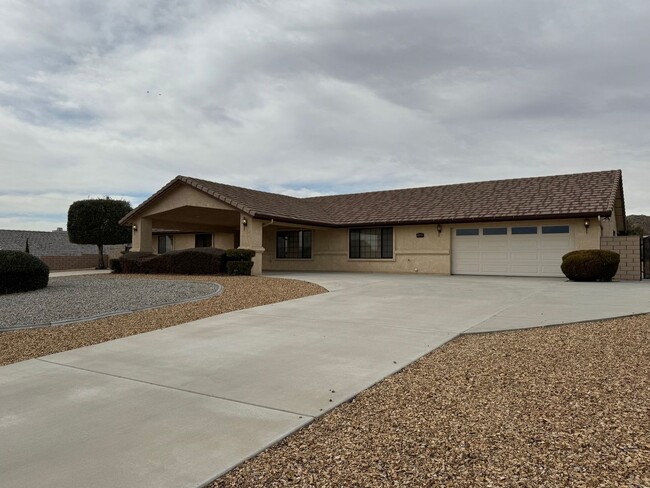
[0,251,50,295]
[120,248,225,275]
[223,248,256,275]
[168,248,225,274]
[561,249,620,282]
[109,258,122,273]
[226,260,254,276]
[225,249,256,262]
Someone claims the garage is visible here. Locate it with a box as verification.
[451,224,574,277]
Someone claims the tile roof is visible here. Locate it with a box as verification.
[0,230,128,257]
[122,170,622,227]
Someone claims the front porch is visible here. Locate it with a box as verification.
[128,181,267,274]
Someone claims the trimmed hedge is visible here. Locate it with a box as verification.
[109,258,122,273]
[226,261,254,276]
[120,248,225,275]
[225,249,256,262]
[561,249,620,282]
[0,250,50,295]
[224,248,255,275]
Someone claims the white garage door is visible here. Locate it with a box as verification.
[451,224,574,277]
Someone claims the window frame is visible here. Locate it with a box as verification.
[541,225,570,234]
[349,227,394,260]
[276,229,313,259]
[157,234,173,254]
[194,233,213,248]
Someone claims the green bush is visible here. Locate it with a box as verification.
[120,248,225,275]
[0,251,50,294]
[561,249,620,282]
[109,258,122,273]
[226,260,254,276]
[225,248,256,262]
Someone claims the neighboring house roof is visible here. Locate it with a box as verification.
[121,170,623,227]
[0,230,129,257]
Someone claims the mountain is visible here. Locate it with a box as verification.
[626,215,650,236]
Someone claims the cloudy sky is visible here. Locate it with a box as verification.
[1,0,649,230]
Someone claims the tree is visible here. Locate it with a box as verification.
[25,238,30,254]
[67,198,132,269]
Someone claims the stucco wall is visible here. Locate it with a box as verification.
[600,236,642,281]
[263,218,602,275]
[263,224,451,274]
[152,232,236,254]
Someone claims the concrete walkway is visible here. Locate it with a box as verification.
[1,273,649,488]
[50,269,113,277]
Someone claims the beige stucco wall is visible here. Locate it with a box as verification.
[140,183,235,217]
[152,232,236,254]
[263,224,451,274]
[263,218,604,275]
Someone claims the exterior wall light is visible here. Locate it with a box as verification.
[437,223,442,236]
[584,218,590,232]
[132,224,137,232]
[242,217,248,227]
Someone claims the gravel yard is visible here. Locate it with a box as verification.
[214,314,650,488]
[0,276,221,329]
[0,274,325,366]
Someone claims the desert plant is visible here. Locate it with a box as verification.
[67,197,132,269]
[0,250,50,294]
[561,249,620,282]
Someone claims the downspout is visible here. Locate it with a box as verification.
[262,219,275,228]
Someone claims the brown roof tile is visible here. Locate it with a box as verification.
[121,170,622,227]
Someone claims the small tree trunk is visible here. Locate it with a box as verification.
[97,244,105,269]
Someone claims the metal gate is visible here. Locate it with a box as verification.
[641,236,650,280]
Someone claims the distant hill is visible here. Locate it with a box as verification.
[626,215,650,236]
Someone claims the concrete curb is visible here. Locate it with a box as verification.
[2,282,224,332]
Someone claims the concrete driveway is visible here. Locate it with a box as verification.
[1,273,649,488]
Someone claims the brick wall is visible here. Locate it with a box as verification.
[40,254,108,271]
[600,236,641,281]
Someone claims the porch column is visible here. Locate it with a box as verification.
[131,217,152,253]
[239,214,265,275]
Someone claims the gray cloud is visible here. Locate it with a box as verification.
[1,0,650,230]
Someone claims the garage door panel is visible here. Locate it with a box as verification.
[452,225,573,277]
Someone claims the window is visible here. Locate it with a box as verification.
[195,233,212,248]
[455,228,479,236]
[542,225,570,234]
[483,227,507,236]
[157,235,173,254]
[277,230,312,259]
[512,226,538,235]
[349,227,393,259]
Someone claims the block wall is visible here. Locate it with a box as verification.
[39,254,108,271]
[600,236,641,281]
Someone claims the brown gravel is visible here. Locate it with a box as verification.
[214,315,650,488]
[0,274,325,366]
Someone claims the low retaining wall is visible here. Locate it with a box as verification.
[39,254,108,271]
[600,236,641,281]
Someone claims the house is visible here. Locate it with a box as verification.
[120,169,630,278]
[0,229,129,270]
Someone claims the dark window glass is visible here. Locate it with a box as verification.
[158,235,173,254]
[483,227,507,235]
[276,230,312,259]
[512,226,538,235]
[349,227,393,259]
[195,233,212,248]
[542,225,570,234]
[455,228,479,236]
